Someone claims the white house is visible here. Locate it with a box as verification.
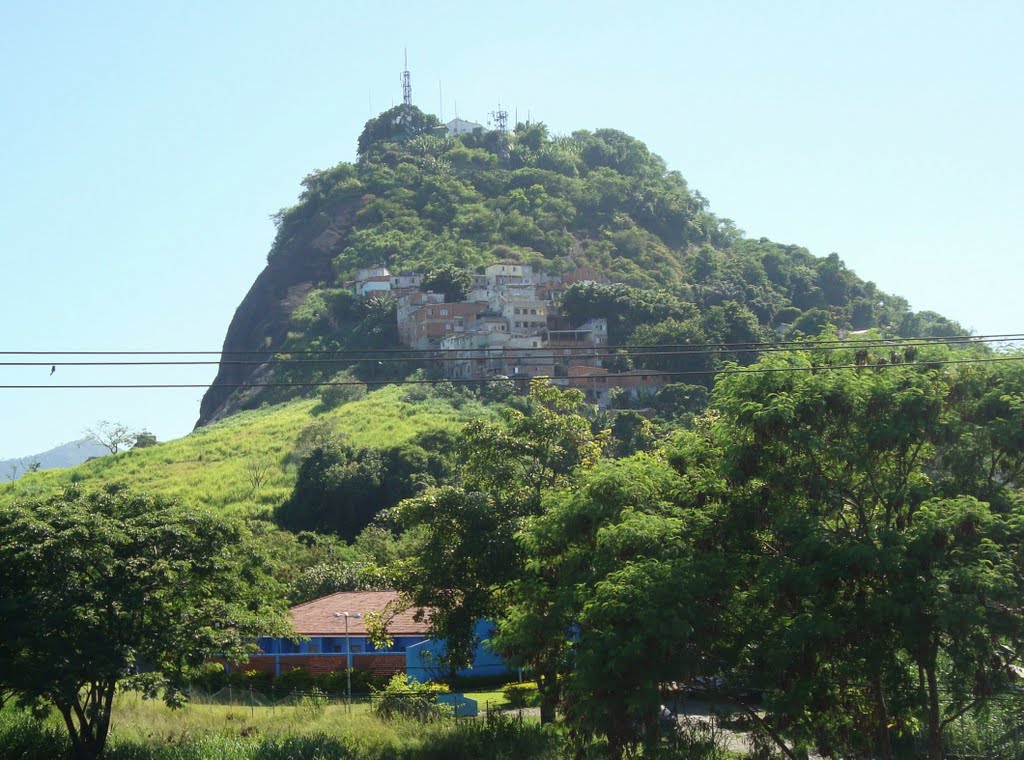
[446,118,483,136]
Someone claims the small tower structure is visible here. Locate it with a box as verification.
[490,104,510,168]
[401,48,412,107]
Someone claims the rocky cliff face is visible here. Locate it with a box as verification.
[196,200,359,426]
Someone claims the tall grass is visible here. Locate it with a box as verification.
[0,386,492,515]
[0,700,563,759]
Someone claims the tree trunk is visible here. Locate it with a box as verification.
[872,673,894,760]
[925,659,943,760]
[537,669,560,725]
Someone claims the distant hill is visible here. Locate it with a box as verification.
[0,438,109,482]
[198,105,967,425]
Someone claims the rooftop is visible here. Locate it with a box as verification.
[289,590,431,636]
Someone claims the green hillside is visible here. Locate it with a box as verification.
[0,385,491,515]
[199,107,966,422]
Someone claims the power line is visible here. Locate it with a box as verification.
[0,333,1020,357]
[1,335,1020,370]
[2,355,1021,390]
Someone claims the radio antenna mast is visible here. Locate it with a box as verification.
[401,48,412,106]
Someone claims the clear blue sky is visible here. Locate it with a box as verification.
[1,1,1021,459]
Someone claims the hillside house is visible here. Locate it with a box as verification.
[232,591,507,683]
[355,265,393,298]
[485,263,532,287]
[405,301,488,350]
[389,272,423,297]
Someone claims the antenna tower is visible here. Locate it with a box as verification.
[401,48,412,107]
[490,104,510,168]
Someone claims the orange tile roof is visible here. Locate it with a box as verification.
[288,591,432,637]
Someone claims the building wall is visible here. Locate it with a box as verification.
[406,620,510,683]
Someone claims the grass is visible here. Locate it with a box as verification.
[0,385,492,515]
[0,691,563,760]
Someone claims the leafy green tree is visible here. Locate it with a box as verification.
[357,105,441,156]
[0,486,288,760]
[493,454,733,749]
[421,263,473,302]
[702,348,1024,759]
[275,442,386,540]
[389,380,609,677]
[131,430,158,449]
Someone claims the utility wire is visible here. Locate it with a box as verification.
[1,333,1020,357]
[2,335,1021,368]
[3,355,1022,389]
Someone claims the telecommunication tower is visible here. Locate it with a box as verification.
[401,48,412,107]
[490,104,510,167]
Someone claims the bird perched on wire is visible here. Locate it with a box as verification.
[50,365,56,376]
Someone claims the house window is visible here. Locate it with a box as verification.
[351,644,363,654]
[440,309,448,316]
[427,308,433,316]
[530,309,537,315]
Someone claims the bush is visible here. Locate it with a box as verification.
[296,687,328,720]
[317,378,366,410]
[276,667,314,693]
[371,673,450,722]
[503,682,539,708]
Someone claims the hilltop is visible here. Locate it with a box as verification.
[198,106,965,424]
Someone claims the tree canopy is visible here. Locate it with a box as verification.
[0,486,289,759]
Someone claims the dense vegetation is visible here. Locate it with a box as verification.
[386,340,1024,759]
[4,111,1019,759]
[221,105,966,410]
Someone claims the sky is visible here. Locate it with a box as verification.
[1,0,1022,459]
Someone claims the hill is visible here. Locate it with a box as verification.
[197,106,966,425]
[0,384,492,515]
[0,438,109,482]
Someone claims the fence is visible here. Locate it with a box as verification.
[178,684,523,722]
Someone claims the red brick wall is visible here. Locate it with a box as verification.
[226,654,406,677]
[353,654,406,678]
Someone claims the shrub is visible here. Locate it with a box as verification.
[317,379,366,410]
[296,687,328,720]
[503,682,539,708]
[276,667,314,693]
[371,673,449,722]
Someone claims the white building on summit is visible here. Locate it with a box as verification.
[446,118,483,135]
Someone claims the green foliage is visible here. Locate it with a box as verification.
[501,682,539,708]
[295,687,328,720]
[252,109,964,412]
[0,698,568,759]
[275,441,387,540]
[0,486,289,759]
[371,674,450,722]
[0,385,486,517]
[391,380,610,676]
[357,105,442,156]
[421,263,473,302]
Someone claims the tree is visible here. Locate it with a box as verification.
[0,486,288,759]
[421,263,472,302]
[275,442,386,541]
[389,380,609,682]
[83,420,137,455]
[132,430,158,449]
[701,346,1024,758]
[357,105,442,156]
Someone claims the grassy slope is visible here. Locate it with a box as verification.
[0,386,491,515]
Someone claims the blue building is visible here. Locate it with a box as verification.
[237,590,509,682]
